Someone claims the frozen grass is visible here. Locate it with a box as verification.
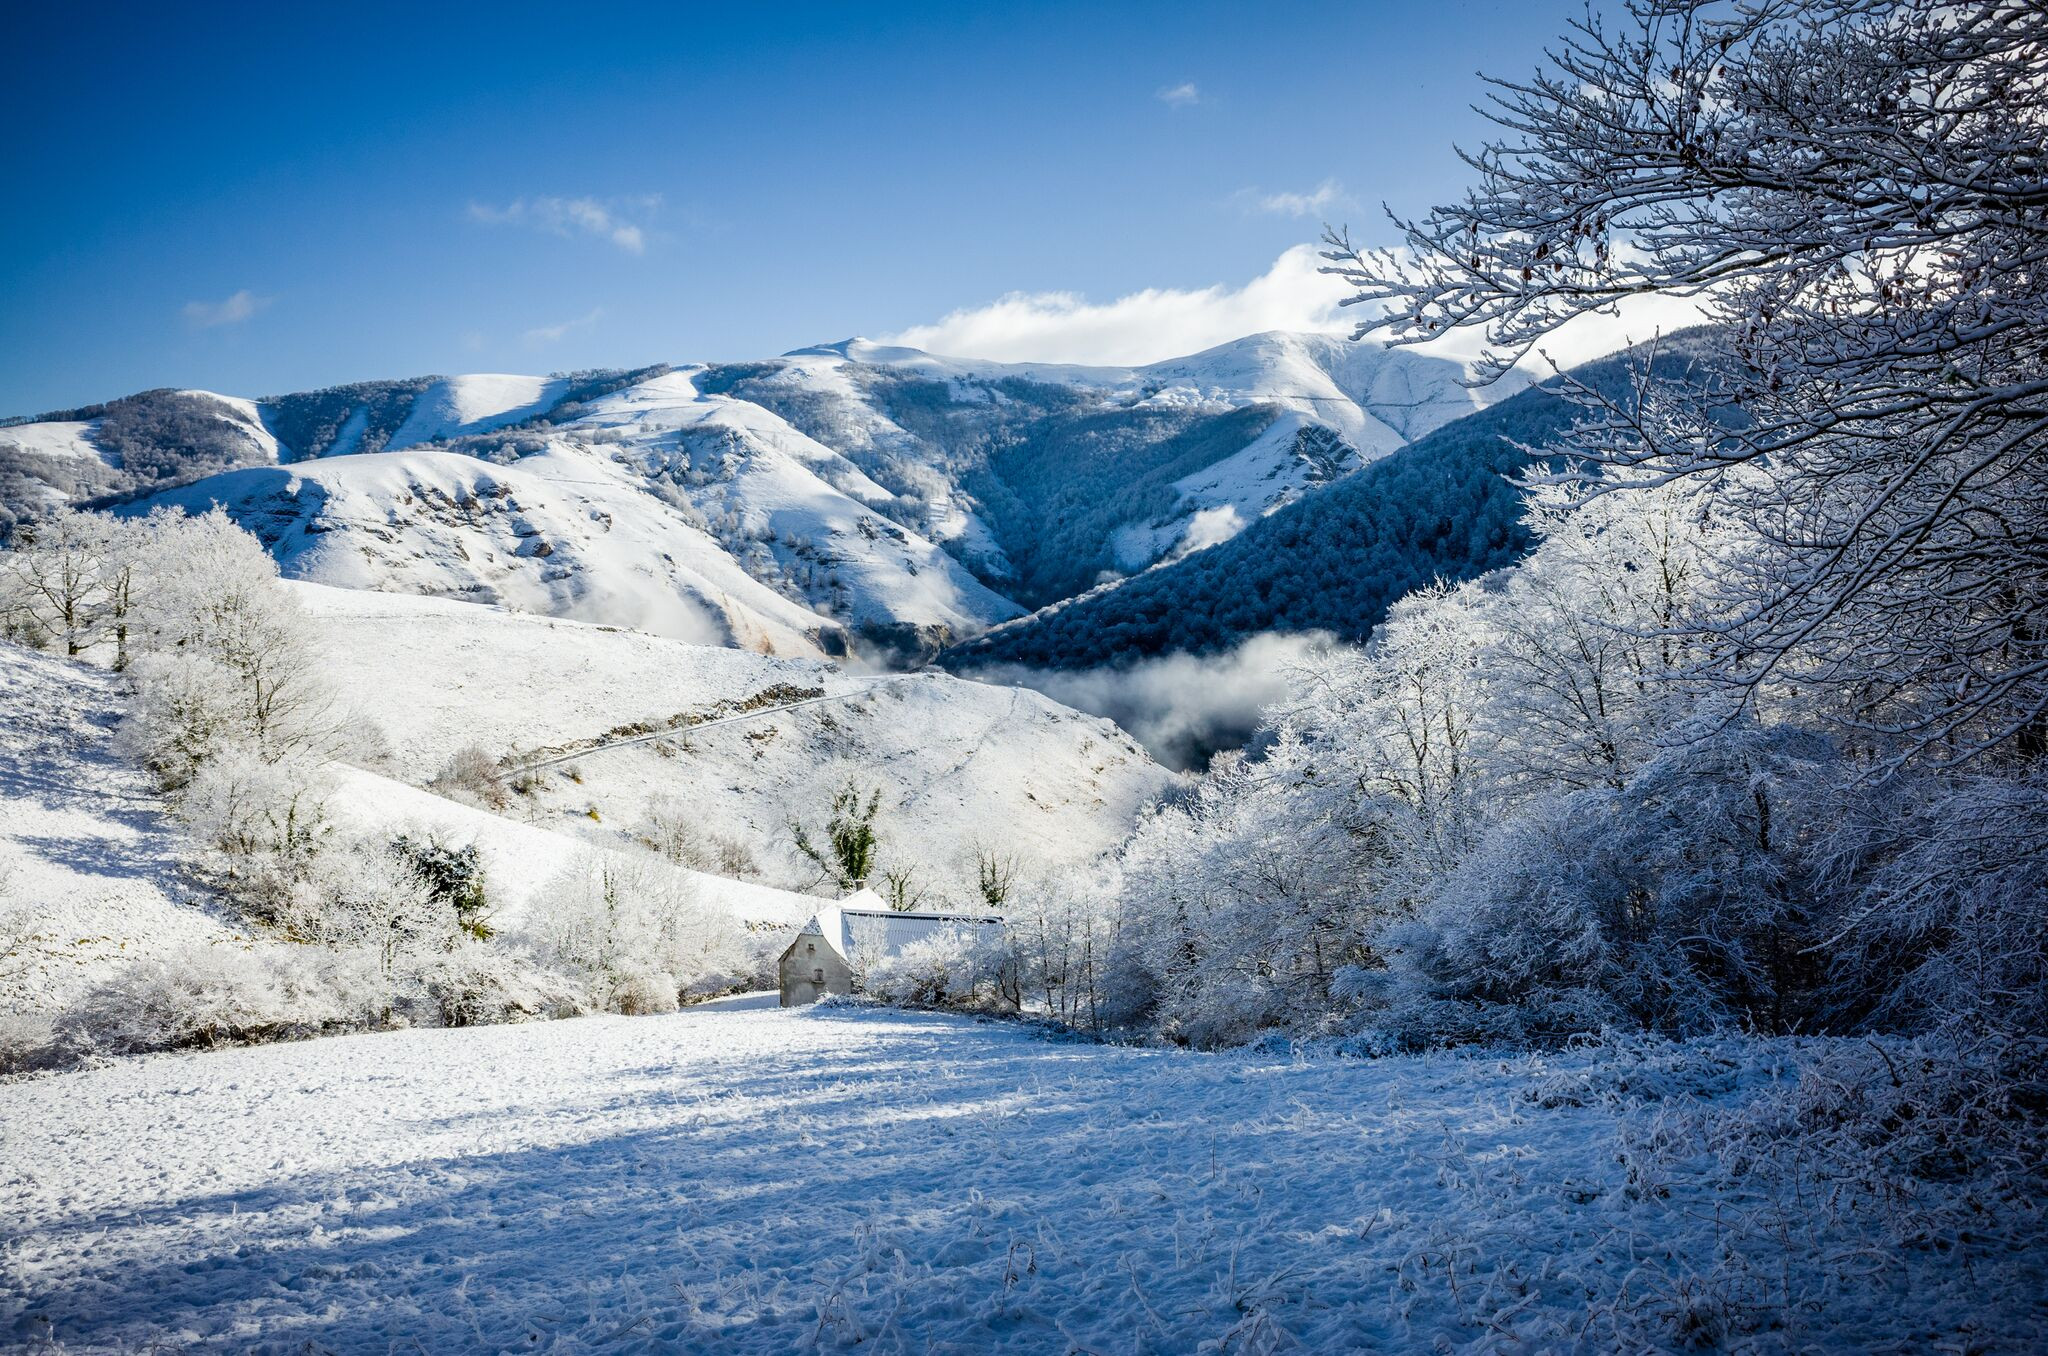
[4,1005,2040,1353]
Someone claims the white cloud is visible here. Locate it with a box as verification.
[883,244,1349,365]
[1408,287,1717,376]
[523,308,604,346]
[886,243,1716,372]
[1156,81,1200,107]
[182,289,270,329]
[1245,178,1349,218]
[468,196,657,253]
[972,631,1337,770]
[1177,504,1246,555]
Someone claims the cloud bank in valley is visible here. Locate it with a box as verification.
[965,631,1340,772]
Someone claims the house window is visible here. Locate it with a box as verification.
[806,943,815,955]
[813,968,824,982]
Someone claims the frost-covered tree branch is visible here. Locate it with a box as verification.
[1324,0,2048,763]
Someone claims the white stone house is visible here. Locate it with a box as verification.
[777,886,1004,1007]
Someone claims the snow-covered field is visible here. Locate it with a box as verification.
[5,1003,2028,1354]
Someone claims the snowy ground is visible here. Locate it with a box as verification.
[6,1004,2030,1354]
[0,645,239,1015]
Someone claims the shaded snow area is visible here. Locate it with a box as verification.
[0,646,237,1015]
[7,1006,2024,1354]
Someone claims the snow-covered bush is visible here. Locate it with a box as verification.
[1819,770,2048,1037]
[1358,726,1837,1048]
[177,751,434,952]
[430,743,511,811]
[864,926,1004,1009]
[398,938,582,1029]
[0,1011,60,1075]
[526,850,751,1012]
[638,797,760,879]
[390,834,494,940]
[50,941,389,1058]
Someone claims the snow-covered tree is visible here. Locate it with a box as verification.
[0,507,114,655]
[122,508,345,783]
[1327,0,2048,765]
[529,851,750,1012]
[790,781,881,893]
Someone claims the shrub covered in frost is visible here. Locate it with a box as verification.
[527,850,752,1013]
[864,926,1010,1010]
[398,939,582,1028]
[49,942,388,1058]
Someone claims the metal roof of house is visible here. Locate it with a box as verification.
[792,890,1002,965]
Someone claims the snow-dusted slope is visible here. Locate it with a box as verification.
[385,374,570,450]
[1136,331,1526,449]
[322,766,817,929]
[0,644,239,1015]
[293,584,1176,893]
[0,419,104,465]
[565,369,1025,652]
[131,447,849,656]
[177,390,285,463]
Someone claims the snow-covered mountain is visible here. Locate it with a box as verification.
[1,332,1517,663]
[941,341,1704,671]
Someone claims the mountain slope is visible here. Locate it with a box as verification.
[941,341,1701,670]
[294,584,1178,895]
[131,448,848,656]
[5,332,1529,662]
[699,333,1522,606]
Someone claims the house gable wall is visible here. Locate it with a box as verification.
[779,932,854,1007]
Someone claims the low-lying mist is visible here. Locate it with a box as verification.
[961,631,1339,772]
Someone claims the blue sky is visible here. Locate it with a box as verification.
[1,1,1583,414]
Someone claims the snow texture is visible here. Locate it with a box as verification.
[0,644,240,1016]
[292,583,1176,892]
[5,1007,2024,1353]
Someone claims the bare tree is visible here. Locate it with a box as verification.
[1326,0,2048,764]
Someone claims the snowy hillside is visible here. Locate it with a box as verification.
[294,584,1178,892]
[131,449,855,657]
[383,374,569,449]
[702,332,1516,604]
[0,644,239,1015]
[0,635,823,1021]
[943,340,1702,670]
[5,331,1513,660]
